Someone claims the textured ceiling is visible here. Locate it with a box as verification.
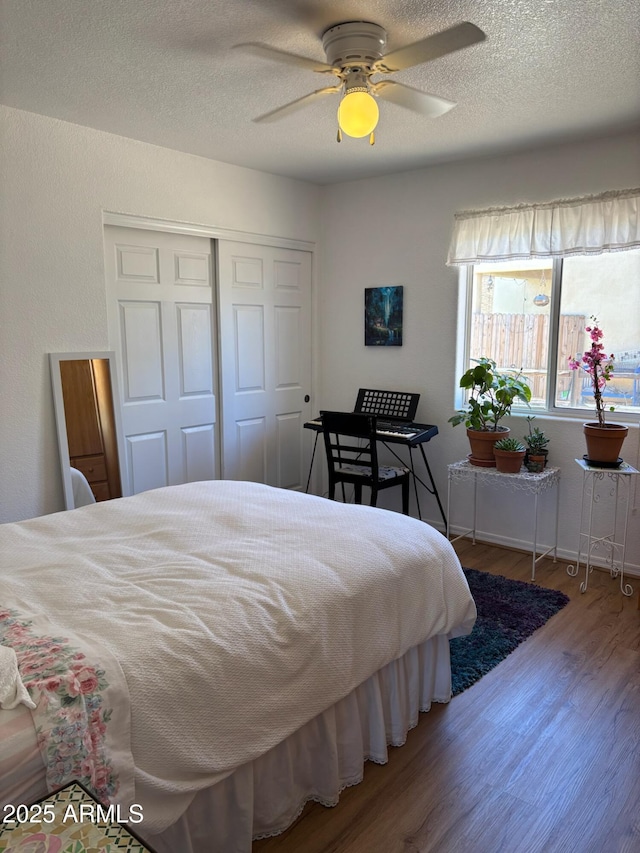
[1,0,639,184]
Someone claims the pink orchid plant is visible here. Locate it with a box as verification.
[569,316,616,427]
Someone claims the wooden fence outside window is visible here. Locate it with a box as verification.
[471,313,640,408]
[470,314,585,405]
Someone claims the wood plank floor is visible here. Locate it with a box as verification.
[253,541,640,853]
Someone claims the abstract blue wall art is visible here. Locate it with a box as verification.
[364,286,403,346]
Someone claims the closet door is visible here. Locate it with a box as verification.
[105,226,218,495]
[217,241,313,489]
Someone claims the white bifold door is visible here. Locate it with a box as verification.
[105,227,313,496]
[105,226,218,495]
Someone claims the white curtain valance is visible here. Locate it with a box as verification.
[447,187,640,266]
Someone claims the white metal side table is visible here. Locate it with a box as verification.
[566,458,638,596]
[447,459,561,581]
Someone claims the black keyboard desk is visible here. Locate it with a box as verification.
[304,418,447,529]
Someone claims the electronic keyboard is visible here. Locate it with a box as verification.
[304,417,438,446]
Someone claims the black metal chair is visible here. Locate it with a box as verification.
[321,411,410,514]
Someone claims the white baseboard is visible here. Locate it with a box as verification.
[439,521,640,577]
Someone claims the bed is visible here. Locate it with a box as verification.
[1,480,476,852]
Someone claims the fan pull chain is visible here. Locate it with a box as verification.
[336,128,342,143]
[369,132,375,145]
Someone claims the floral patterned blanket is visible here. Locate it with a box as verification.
[0,608,134,811]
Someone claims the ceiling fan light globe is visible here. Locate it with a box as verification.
[337,91,379,138]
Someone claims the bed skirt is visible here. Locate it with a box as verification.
[0,635,451,853]
[144,633,451,853]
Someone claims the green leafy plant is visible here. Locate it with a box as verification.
[493,437,526,452]
[523,416,549,453]
[449,357,532,432]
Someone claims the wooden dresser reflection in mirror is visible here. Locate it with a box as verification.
[59,358,122,501]
[51,352,126,508]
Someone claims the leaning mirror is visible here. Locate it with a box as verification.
[50,351,128,510]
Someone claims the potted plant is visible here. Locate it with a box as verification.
[523,416,549,472]
[569,317,628,465]
[449,357,532,467]
[493,437,527,473]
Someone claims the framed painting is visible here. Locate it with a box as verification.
[364,286,403,346]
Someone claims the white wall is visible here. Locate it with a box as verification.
[2,106,639,573]
[0,106,321,522]
[318,130,640,571]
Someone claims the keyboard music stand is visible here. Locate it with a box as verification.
[354,388,420,423]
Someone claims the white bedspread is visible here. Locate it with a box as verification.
[0,646,36,710]
[1,481,475,834]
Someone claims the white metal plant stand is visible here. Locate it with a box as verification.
[566,458,638,596]
[447,459,561,581]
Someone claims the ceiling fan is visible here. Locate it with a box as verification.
[234,20,486,144]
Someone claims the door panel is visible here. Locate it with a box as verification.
[218,241,312,490]
[116,244,159,281]
[106,226,218,495]
[175,253,210,285]
[178,304,214,395]
[126,432,167,494]
[234,305,266,391]
[275,306,302,387]
[119,302,164,401]
[276,412,304,489]
[182,424,216,482]
[236,417,268,483]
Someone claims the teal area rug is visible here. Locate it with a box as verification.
[450,568,570,696]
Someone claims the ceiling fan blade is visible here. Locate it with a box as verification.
[233,42,337,74]
[373,22,486,73]
[372,80,456,118]
[253,86,342,123]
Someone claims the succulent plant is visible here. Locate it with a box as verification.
[523,417,549,453]
[493,437,526,452]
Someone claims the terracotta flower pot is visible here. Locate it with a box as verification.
[583,422,628,465]
[466,427,510,467]
[525,452,548,473]
[493,447,526,474]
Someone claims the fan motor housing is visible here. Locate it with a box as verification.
[322,21,387,69]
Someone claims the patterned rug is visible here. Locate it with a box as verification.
[0,780,155,853]
[450,568,570,696]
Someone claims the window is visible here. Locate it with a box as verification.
[465,248,640,418]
